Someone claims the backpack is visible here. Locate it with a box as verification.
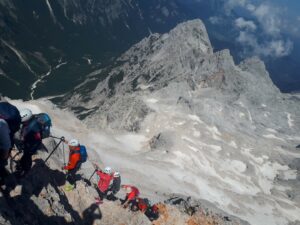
[151,204,159,213]
[80,145,88,162]
[143,198,151,208]
[34,113,52,139]
[0,102,21,134]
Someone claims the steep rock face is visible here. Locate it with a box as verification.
[63,20,213,130]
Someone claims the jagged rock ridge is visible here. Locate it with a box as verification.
[63,19,283,132]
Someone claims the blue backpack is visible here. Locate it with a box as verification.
[80,145,88,163]
[0,102,21,134]
[28,113,52,139]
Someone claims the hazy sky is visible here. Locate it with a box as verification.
[215,0,300,59]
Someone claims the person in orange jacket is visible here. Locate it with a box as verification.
[92,163,115,203]
[62,139,81,191]
[121,184,140,208]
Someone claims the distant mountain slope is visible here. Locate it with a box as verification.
[0,0,190,99]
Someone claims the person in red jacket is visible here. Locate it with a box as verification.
[62,139,81,191]
[93,163,114,203]
[121,185,140,208]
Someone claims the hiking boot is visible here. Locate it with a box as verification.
[64,184,75,192]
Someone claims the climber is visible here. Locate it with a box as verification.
[107,171,121,201]
[145,203,159,221]
[121,184,140,208]
[62,139,82,191]
[93,163,114,204]
[16,108,43,176]
[128,196,159,221]
[0,118,12,182]
[0,101,21,181]
[130,197,149,212]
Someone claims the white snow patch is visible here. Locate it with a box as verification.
[239,112,245,118]
[188,145,199,152]
[194,139,222,153]
[241,148,265,164]
[174,121,185,126]
[286,112,294,128]
[238,101,245,107]
[188,114,204,124]
[229,141,238,149]
[263,134,286,142]
[247,109,253,123]
[138,84,152,90]
[264,112,270,117]
[225,160,247,173]
[266,128,277,133]
[146,98,159,103]
[206,125,222,140]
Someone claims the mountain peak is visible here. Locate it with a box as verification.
[63,19,282,130]
[167,19,213,55]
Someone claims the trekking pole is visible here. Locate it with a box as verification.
[62,141,66,166]
[45,137,65,163]
[50,135,63,140]
[86,169,97,187]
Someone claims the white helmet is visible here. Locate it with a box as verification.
[20,108,33,122]
[68,139,79,147]
[104,166,112,174]
[113,171,120,178]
